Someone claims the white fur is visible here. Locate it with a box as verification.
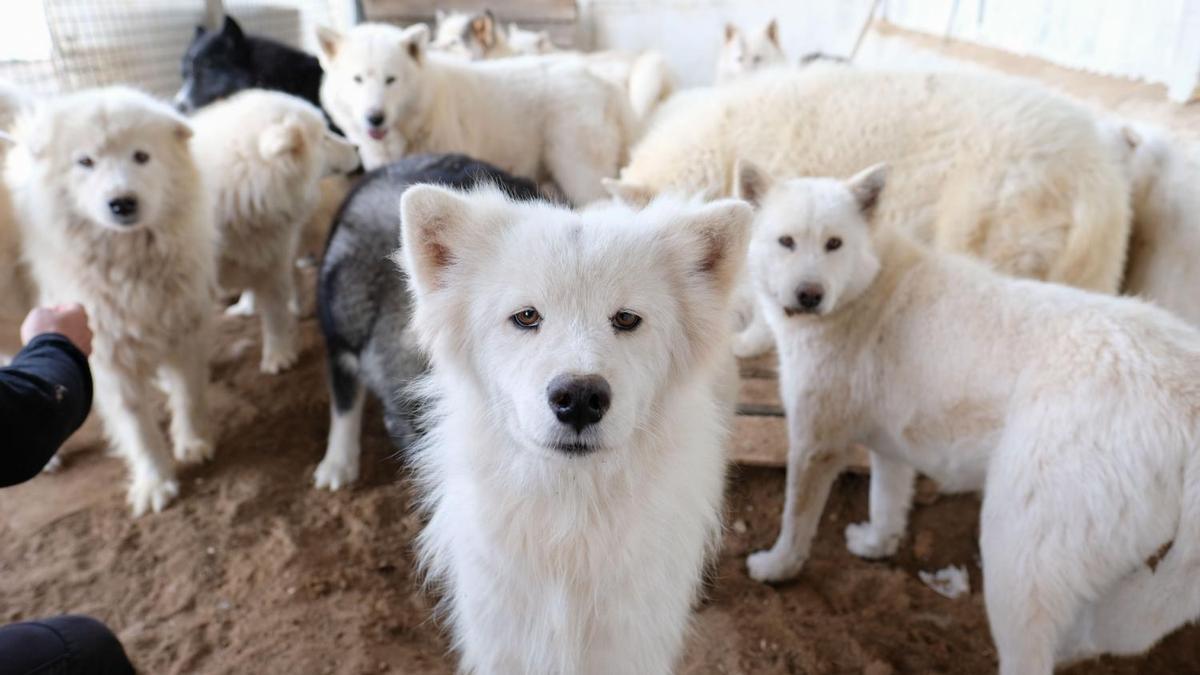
[190,89,358,373]
[616,68,1131,357]
[430,13,671,123]
[1115,123,1200,327]
[399,185,749,673]
[715,20,788,83]
[317,23,633,204]
[0,82,35,322]
[744,167,1200,675]
[5,87,215,516]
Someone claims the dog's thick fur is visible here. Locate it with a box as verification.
[0,81,34,323]
[614,67,1131,355]
[740,163,1200,675]
[175,15,326,116]
[1116,123,1200,326]
[190,89,358,374]
[316,22,634,203]
[431,11,671,122]
[314,154,540,490]
[6,87,215,516]
[399,185,749,673]
[715,19,788,83]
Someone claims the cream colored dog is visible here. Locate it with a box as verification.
[6,87,215,516]
[715,19,788,83]
[190,89,359,373]
[740,161,1200,675]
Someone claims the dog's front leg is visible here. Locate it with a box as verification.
[845,445,915,559]
[93,363,179,516]
[159,340,214,465]
[747,427,851,583]
[256,272,300,375]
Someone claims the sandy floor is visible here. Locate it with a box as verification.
[2,27,1199,675]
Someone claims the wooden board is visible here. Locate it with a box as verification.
[731,415,870,473]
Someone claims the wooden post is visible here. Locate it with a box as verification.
[204,0,224,30]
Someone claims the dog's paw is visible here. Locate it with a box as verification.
[746,548,805,583]
[313,456,359,491]
[224,294,256,317]
[127,476,180,517]
[260,346,299,375]
[844,521,901,559]
[174,437,215,465]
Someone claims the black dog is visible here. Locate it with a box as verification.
[174,15,325,115]
[312,155,542,488]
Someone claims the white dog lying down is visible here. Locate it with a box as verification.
[399,185,749,673]
[737,161,1200,675]
[317,22,634,203]
[190,89,359,374]
[6,87,215,515]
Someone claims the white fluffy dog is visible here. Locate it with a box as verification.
[715,19,788,83]
[399,185,749,673]
[0,82,34,323]
[1116,123,1200,327]
[6,87,215,515]
[190,89,359,373]
[738,161,1200,674]
[317,22,633,203]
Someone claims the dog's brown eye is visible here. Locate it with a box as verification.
[512,307,542,329]
[778,235,794,250]
[77,156,93,169]
[611,310,642,332]
[384,75,396,85]
[133,150,149,164]
[825,237,843,252]
[353,75,363,84]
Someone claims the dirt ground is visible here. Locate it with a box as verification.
[3,27,1200,675]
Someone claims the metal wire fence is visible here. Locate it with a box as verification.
[0,1,341,99]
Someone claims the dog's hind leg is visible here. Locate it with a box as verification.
[314,351,365,490]
[845,446,915,559]
[1061,457,1200,662]
[94,363,179,517]
[159,339,214,465]
[747,442,851,583]
[256,272,300,375]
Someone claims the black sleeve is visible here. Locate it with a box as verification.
[0,333,93,487]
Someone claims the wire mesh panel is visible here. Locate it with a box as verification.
[0,1,339,100]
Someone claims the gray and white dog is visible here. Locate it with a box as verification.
[314,154,541,489]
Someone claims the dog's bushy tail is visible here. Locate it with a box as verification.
[627,50,672,125]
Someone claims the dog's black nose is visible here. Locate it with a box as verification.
[547,374,611,433]
[108,196,139,218]
[366,111,385,128]
[796,283,824,310]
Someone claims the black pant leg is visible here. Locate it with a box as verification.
[0,616,135,675]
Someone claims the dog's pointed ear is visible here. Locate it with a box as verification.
[471,11,498,48]
[676,199,753,296]
[259,118,305,159]
[193,24,206,39]
[399,184,475,296]
[846,163,889,221]
[724,23,739,43]
[316,25,342,62]
[734,159,772,208]
[602,178,655,208]
[765,19,780,47]
[221,15,245,44]
[401,23,430,64]
[174,120,193,143]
